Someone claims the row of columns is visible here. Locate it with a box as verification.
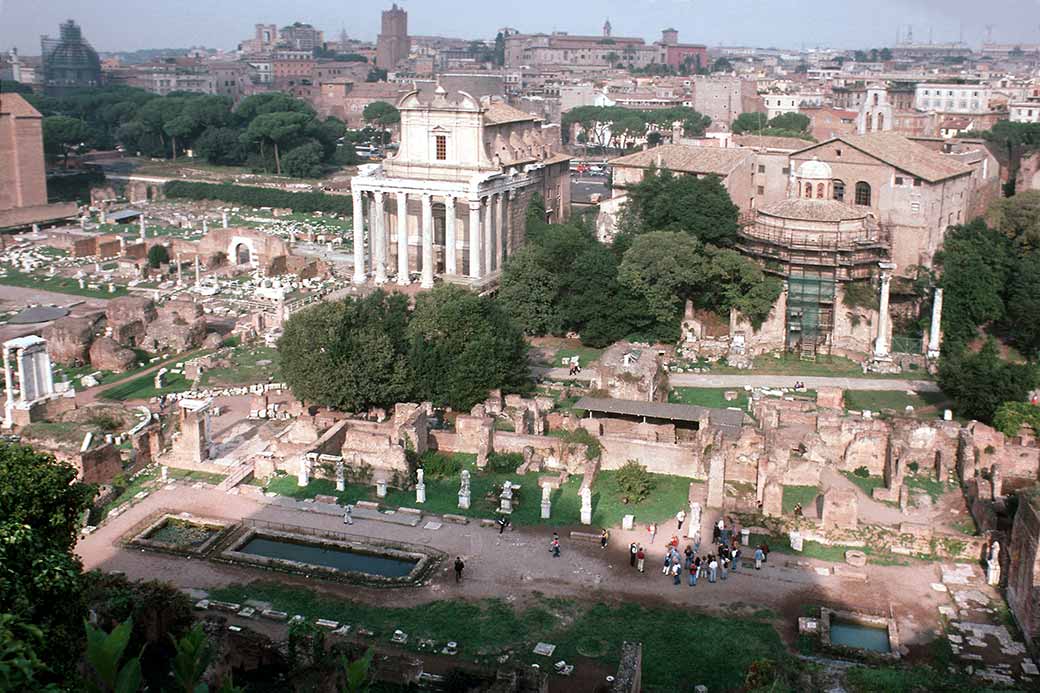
[872,261,944,360]
[351,189,513,287]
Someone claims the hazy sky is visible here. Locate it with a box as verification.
[1,0,1038,54]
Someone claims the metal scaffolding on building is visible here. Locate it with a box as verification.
[786,269,837,360]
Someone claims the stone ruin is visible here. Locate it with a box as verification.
[594,341,669,402]
[43,295,208,373]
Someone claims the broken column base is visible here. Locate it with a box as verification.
[865,356,901,375]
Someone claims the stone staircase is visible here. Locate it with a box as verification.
[217,461,255,492]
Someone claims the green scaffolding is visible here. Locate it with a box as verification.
[786,270,836,359]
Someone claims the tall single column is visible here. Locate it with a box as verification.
[484,194,495,273]
[352,190,366,283]
[874,265,894,359]
[502,191,513,259]
[194,256,201,287]
[3,347,14,412]
[396,191,410,285]
[445,196,457,275]
[222,209,229,229]
[421,193,434,288]
[468,199,482,279]
[373,191,388,284]
[176,253,183,285]
[495,193,506,268]
[927,287,944,358]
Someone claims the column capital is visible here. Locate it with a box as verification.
[468,198,483,211]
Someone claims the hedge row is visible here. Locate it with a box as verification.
[163,180,352,215]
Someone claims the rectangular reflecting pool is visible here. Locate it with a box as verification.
[828,619,891,653]
[239,536,418,578]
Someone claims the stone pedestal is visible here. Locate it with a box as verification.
[741,527,750,546]
[580,486,592,525]
[458,470,471,509]
[298,457,310,487]
[687,500,701,540]
[336,460,345,492]
[416,483,426,504]
[789,530,803,552]
[160,465,169,482]
[498,482,514,514]
[376,478,387,498]
[540,484,552,520]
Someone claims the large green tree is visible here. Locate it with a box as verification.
[409,285,530,410]
[938,339,1038,423]
[618,169,740,247]
[240,111,311,175]
[936,220,1014,349]
[278,291,413,412]
[41,115,90,169]
[0,443,95,684]
[1006,252,1040,358]
[618,231,706,330]
[362,101,400,145]
[986,191,1040,251]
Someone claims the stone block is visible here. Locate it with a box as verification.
[820,487,858,530]
[622,514,635,530]
[845,550,867,567]
[89,336,136,372]
[762,479,783,517]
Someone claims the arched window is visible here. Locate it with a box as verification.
[855,182,872,206]
[817,183,825,198]
[804,182,812,198]
[877,113,885,131]
[866,113,873,132]
[833,180,845,201]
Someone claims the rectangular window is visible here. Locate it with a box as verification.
[895,176,904,186]
[758,165,765,174]
[757,185,764,194]
[435,135,447,161]
[782,167,790,175]
[910,200,920,213]
[913,178,922,187]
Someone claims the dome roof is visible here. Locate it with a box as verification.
[759,198,868,223]
[797,157,833,180]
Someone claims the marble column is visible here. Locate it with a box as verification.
[468,199,482,279]
[927,287,943,358]
[874,268,893,359]
[421,194,434,288]
[445,196,457,275]
[502,191,513,259]
[352,191,366,284]
[373,191,387,284]
[194,256,201,287]
[484,194,495,273]
[353,190,366,283]
[396,191,409,285]
[498,191,509,265]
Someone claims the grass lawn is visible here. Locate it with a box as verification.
[712,353,931,380]
[262,453,693,529]
[905,474,957,503]
[207,582,787,692]
[841,471,886,499]
[782,485,820,515]
[669,386,748,410]
[844,390,950,414]
[97,467,160,521]
[99,370,192,401]
[198,345,280,387]
[553,346,604,368]
[0,268,128,299]
[168,468,227,485]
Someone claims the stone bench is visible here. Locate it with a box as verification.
[350,506,423,527]
[480,519,498,528]
[397,507,422,516]
[355,500,380,510]
[315,618,340,629]
[441,514,470,525]
[209,600,241,613]
[569,531,601,543]
[260,609,288,622]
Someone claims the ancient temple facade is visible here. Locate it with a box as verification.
[350,87,570,290]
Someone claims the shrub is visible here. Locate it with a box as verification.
[907,461,919,474]
[420,452,463,479]
[164,180,353,215]
[563,427,602,460]
[88,412,122,432]
[994,401,1040,437]
[147,244,169,268]
[853,465,870,478]
[486,452,522,474]
[615,460,654,503]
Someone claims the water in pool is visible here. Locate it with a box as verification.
[240,536,417,578]
[829,619,891,653]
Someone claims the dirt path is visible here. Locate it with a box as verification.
[668,373,940,392]
[77,483,951,649]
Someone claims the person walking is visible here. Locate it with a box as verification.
[636,545,646,573]
[671,560,682,586]
[754,546,765,570]
[648,522,657,544]
[662,551,672,575]
[498,516,510,534]
[551,535,561,558]
[629,542,638,568]
[343,504,354,525]
[691,556,701,586]
[600,529,609,550]
[731,547,741,572]
[454,556,465,582]
[676,509,686,531]
[720,555,729,580]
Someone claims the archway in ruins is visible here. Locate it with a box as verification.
[235,243,251,265]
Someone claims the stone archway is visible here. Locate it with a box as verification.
[235,243,251,265]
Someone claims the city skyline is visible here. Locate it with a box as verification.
[1,0,1038,54]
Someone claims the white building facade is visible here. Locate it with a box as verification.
[350,87,570,289]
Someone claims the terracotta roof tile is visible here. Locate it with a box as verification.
[482,101,538,125]
[0,93,41,118]
[608,144,751,176]
[759,199,869,222]
[796,132,971,183]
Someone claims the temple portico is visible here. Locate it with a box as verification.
[350,173,526,288]
[349,86,570,290]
